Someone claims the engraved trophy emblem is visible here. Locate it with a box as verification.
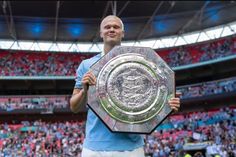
[88,46,175,134]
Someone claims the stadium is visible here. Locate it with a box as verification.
[0,1,236,157]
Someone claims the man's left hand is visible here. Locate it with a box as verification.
[168,92,181,112]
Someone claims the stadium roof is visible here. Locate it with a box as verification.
[0,1,236,43]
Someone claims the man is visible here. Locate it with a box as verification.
[70,15,181,157]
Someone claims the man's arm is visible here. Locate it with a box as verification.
[70,71,96,113]
[70,88,87,113]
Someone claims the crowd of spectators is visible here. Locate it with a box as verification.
[158,36,236,67]
[0,95,70,111]
[0,51,92,76]
[178,77,236,99]
[145,107,236,157]
[0,36,236,76]
[0,76,235,111]
[0,120,85,157]
[199,38,234,62]
[164,46,193,67]
[0,107,235,156]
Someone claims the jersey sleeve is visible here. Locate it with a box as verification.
[74,61,86,89]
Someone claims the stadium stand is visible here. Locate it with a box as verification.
[0,76,235,111]
[1,36,236,76]
[0,36,235,157]
[0,107,235,156]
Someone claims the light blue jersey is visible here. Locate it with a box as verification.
[74,53,144,151]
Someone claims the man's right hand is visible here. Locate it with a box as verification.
[81,71,96,92]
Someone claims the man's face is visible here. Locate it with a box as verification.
[100,17,124,45]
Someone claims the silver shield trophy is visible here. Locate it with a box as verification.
[88,46,175,134]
